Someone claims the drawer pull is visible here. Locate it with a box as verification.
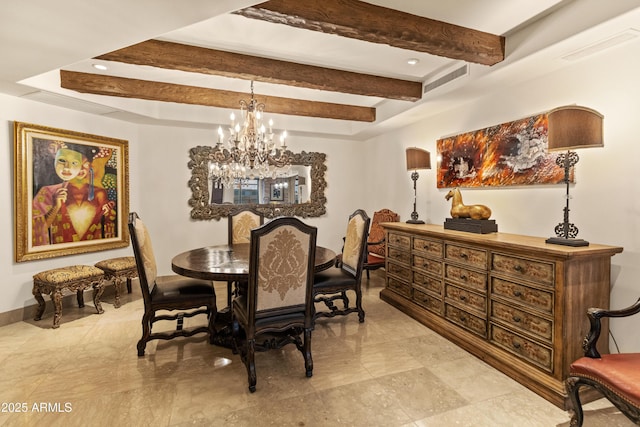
[512,316,521,323]
[459,295,467,301]
[514,265,524,273]
[422,262,429,268]
[460,274,468,281]
[459,315,466,322]
[460,253,468,259]
[423,244,430,250]
[512,342,521,350]
[513,290,522,297]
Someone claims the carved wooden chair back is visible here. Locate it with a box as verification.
[232,216,317,392]
[364,208,399,278]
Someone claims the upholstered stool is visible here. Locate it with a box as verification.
[33,265,105,329]
[94,257,137,308]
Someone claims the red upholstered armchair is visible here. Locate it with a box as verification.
[363,209,399,279]
[565,298,640,426]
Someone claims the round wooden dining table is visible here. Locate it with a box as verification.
[171,243,337,282]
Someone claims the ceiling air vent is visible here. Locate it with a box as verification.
[423,64,469,94]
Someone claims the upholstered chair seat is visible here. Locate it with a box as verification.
[150,276,216,303]
[566,298,640,426]
[314,268,358,289]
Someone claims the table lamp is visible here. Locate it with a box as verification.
[545,105,604,247]
[406,147,431,224]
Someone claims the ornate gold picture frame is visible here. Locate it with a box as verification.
[14,122,129,262]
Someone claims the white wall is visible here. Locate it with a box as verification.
[364,40,640,351]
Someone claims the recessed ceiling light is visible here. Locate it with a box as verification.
[92,63,108,71]
[407,58,419,66]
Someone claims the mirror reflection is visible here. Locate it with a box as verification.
[188,146,326,220]
[209,164,312,205]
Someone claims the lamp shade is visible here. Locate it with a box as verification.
[547,105,604,151]
[406,147,431,170]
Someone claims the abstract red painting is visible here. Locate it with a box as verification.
[437,113,572,188]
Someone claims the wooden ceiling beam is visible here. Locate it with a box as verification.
[60,70,376,122]
[234,0,505,66]
[95,39,421,102]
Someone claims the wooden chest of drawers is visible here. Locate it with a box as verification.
[380,223,622,409]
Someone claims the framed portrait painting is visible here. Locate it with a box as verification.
[14,122,129,262]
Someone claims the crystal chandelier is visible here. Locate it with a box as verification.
[209,82,292,187]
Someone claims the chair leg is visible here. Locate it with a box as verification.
[355,288,365,323]
[304,328,313,378]
[366,269,370,279]
[341,291,350,309]
[565,376,584,427]
[247,339,257,392]
[137,310,153,357]
[207,307,217,345]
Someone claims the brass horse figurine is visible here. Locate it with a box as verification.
[445,188,492,220]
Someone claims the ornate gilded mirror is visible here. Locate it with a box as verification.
[188,146,327,220]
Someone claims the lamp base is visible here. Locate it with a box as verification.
[406,219,425,224]
[545,237,589,247]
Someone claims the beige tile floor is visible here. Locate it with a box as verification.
[0,271,634,427]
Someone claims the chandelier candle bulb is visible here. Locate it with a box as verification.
[207,81,293,186]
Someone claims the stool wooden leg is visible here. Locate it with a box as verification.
[126,278,132,294]
[52,290,63,329]
[93,283,105,314]
[113,278,122,309]
[77,290,85,308]
[33,290,46,321]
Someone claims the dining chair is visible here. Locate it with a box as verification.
[129,212,217,356]
[313,209,370,322]
[231,216,317,392]
[228,206,265,245]
[363,208,399,279]
[226,207,265,307]
[565,297,640,426]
